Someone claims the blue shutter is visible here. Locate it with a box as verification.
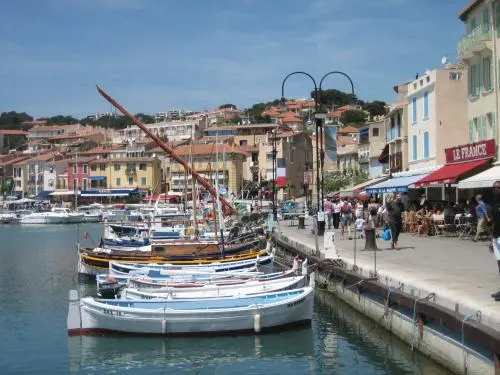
[423,132,429,159]
[477,62,482,94]
[412,97,417,123]
[423,91,429,119]
[484,7,490,29]
[412,135,417,160]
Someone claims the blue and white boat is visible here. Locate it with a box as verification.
[67,273,315,336]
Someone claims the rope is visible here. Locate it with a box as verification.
[410,292,435,351]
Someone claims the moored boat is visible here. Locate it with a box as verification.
[67,273,315,336]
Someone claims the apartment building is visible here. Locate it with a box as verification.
[458,0,499,149]
[406,66,468,170]
[85,158,162,194]
[358,119,387,178]
[386,82,410,173]
[203,123,278,147]
[115,120,200,144]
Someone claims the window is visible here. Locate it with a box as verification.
[91,164,97,171]
[128,177,134,186]
[116,177,121,186]
[412,97,417,123]
[426,76,430,83]
[481,116,487,140]
[83,178,88,191]
[99,164,105,171]
[470,16,477,32]
[484,6,490,29]
[141,177,147,186]
[114,164,120,171]
[412,135,417,160]
[73,178,78,191]
[423,91,429,119]
[449,72,461,81]
[139,163,147,171]
[483,56,492,91]
[423,132,429,159]
[473,117,479,141]
[83,164,88,174]
[239,140,248,146]
[372,127,379,137]
[496,3,500,34]
[73,164,77,174]
[127,163,136,171]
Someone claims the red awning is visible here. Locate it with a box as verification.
[414,159,491,187]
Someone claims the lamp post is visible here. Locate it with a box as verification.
[281,71,355,236]
[271,129,278,221]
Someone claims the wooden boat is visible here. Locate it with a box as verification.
[67,273,315,336]
[78,237,269,277]
[108,249,274,276]
[120,274,307,300]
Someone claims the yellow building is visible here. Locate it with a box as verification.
[88,157,162,194]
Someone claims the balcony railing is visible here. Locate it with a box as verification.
[458,24,492,59]
[125,168,136,175]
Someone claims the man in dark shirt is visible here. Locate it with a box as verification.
[490,181,500,300]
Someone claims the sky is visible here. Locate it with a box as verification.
[0,0,466,118]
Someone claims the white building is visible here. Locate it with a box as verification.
[406,65,468,170]
[458,0,499,149]
[114,120,200,144]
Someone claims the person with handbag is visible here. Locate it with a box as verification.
[385,193,403,250]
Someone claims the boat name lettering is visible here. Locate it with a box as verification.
[103,308,122,316]
[287,298,305,308]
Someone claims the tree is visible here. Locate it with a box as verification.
[135,113,154,123]
[218,104,237,110]
[0,111,33,129]
[247,102,272,123]
[39,115,79,125]
[323,168,369,193]
[362,101,388,118]
[310,89,358,110]
[340,109,367,125]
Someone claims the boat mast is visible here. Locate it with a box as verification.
[215,133,225,253]
[96,86,235,216]
[190,129,198,236]
[75,151,78,209]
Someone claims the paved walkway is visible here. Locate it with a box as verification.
[274,217,500,332]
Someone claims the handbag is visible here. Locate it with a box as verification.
[382,226,392,241]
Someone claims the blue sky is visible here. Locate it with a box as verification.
[0,0,466,118]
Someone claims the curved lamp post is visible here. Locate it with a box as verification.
[281,70,355,236]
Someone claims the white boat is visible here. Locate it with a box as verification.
[20,207,84,224]
[67,273,315,336]
[121,274,307,300]
[0,212,20,224]
[77,204,103,223]
[108,250,274,276]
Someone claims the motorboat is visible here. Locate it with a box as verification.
[77,204,103,223]
[21,207,83,224]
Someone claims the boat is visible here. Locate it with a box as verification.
[108,249,274,276]
[0,212,20,224]
[67,273,315,336]
[78,236,268,276]
[77,204,103,223]
[120,274,307,300]
[20,207,83,224]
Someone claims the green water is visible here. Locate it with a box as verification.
[0,224,451,374]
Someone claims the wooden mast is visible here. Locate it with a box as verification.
[96,85,236,216]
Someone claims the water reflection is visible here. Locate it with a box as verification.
[68,328,315,374]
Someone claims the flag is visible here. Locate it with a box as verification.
[276,158,287,188]
[325,125,337,162]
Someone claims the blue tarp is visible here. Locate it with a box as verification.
[89,176,106,181]
[365,173,429,194]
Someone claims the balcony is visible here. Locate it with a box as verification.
[125,168,137,176]
[458,25,492,60]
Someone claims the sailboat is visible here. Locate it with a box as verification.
[77,87,269,277]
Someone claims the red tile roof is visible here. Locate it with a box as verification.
[173,144,249,156]
[339,126,360,133]
[0,130,28,135]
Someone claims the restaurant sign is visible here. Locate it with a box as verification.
[445,139,496,164]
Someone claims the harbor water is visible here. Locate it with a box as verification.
[0,224,452,374]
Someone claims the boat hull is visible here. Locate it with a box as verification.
[68,286,314,336]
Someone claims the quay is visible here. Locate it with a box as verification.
[273,217,500,375]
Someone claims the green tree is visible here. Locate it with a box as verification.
[39,115,79,125]
[340,109,367,125]
[310,89,359,109]
[218,104,237,110]
[0,111,33,129]
[362,101,388,117]
[135,113,155,123]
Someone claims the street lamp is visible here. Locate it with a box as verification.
[281,71,355,236]
[270,129,278,221]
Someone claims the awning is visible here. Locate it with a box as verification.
[80,188,139,197]
[89,176,106,181]
[35,191,52,199]
[457,162,500,189]
[50,190,80,196]
[414,159,491,187]
[339,176,389,197]
[365,173,431,194]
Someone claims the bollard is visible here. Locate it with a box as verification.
[298,215,305,229]
[363,228,378,250]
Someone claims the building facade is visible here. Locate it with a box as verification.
[458,0,500,153]
[386,83,410,173]
[406,66,468,170]
[358,119,387,178]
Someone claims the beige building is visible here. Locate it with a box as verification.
[458,0,499,149]
[358,119,387,178]
[406,66,468,169]
[386,83,410,173]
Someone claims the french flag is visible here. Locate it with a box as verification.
[276,158,287,188]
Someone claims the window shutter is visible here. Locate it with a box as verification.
[469,120,474,143]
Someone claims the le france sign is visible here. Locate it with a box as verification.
[445,139,496,164]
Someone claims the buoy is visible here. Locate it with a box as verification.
[254,313,261,333]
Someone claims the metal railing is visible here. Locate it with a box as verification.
[458,24,491,58]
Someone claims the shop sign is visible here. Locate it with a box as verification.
[445,139,496,164]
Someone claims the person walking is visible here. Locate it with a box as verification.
[332,199,341,229]
[385,194,403,250]
[324,198,333,230]
[340,198,352,240]
[490,181,500,301]
[473,194,490,242]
